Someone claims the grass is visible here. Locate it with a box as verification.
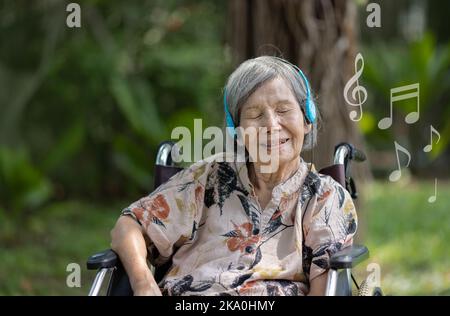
[352,179,450,296]
[0,179,449,295]
[0,200,121,295]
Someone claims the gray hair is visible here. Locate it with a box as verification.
[223,56,320,151]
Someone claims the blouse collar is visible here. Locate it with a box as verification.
[234,156,313,204]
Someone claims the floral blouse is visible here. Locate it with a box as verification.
[121,153,357,296]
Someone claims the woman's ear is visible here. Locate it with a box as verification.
[304,123,312,134]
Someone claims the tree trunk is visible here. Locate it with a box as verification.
[228,0,372,239]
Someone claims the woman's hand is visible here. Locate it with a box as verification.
[308,273,328,296]
[111,215,162,296]
[133,285,162,296]
[132,271,163,296]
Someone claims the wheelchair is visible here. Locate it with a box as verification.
[87,141,383,296]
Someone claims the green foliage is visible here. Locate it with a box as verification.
[0,146,52,216]
[0,0,229,206]
[41,121,86,173]
[112,135,152,190]
[111,77,167,144]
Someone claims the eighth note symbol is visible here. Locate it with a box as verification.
[428,178,437,203]
[389,141,411,182]
[343,53,367,121]
[423,125,441,152]
[378,83,420,130]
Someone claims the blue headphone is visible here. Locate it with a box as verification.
[224,66,316,138]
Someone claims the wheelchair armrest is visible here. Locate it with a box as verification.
[329,245,369,270]
[87,249,119,270]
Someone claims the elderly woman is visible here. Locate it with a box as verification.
[110,56,357,296]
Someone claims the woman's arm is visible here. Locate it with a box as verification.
[307,273,328,296]
[110,215,162,296]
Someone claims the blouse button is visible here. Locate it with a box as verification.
[253,228,260,235]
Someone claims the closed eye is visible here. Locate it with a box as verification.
[245,112,263,119]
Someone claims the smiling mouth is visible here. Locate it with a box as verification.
[262,138,290,148]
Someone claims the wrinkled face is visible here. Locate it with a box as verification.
[238,77,311,168]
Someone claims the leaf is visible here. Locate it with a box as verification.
[193,164,206,181]
[323,206,331,225]
[204,187,215,208]
[189,202,196,217]
[300,172,320,205]
[151,216,166,228]
[263,215,282,235]
[327,242,343,256]
[216,163,238,209]
[189,281,213,292]
[170,275,193,296]
[266,283,280,296]
[222,230,239,238]
[175,198,185,211]
[249,247,262,269]
[347,217,357,235]
[238,194,251,216]
[204,162,247,214]
[278,280,298,296]
[312,258,329,269]
[337,186,345,208]
[238,194,259,231]
[177,181,194,192]
[302,244,313,276]
[231,272,253,288]
[190,221,198,240]
[312,243,330,258]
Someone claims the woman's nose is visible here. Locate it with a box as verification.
[262,111,281,131]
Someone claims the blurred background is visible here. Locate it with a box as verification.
[0,0,449,295]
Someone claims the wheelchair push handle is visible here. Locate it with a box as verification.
[352,147,366,162]
[334,143,366,165]
[333,143,366,200]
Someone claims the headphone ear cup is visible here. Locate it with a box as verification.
[306,99,316,124]
[296,68,316,125]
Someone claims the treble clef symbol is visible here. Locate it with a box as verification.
[343,53,367,121]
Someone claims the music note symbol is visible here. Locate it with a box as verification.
[378,83,420,130]
[343,53,367,121]
[428,178,437,203]
[423,125,441,152]
[389,141,411,182]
